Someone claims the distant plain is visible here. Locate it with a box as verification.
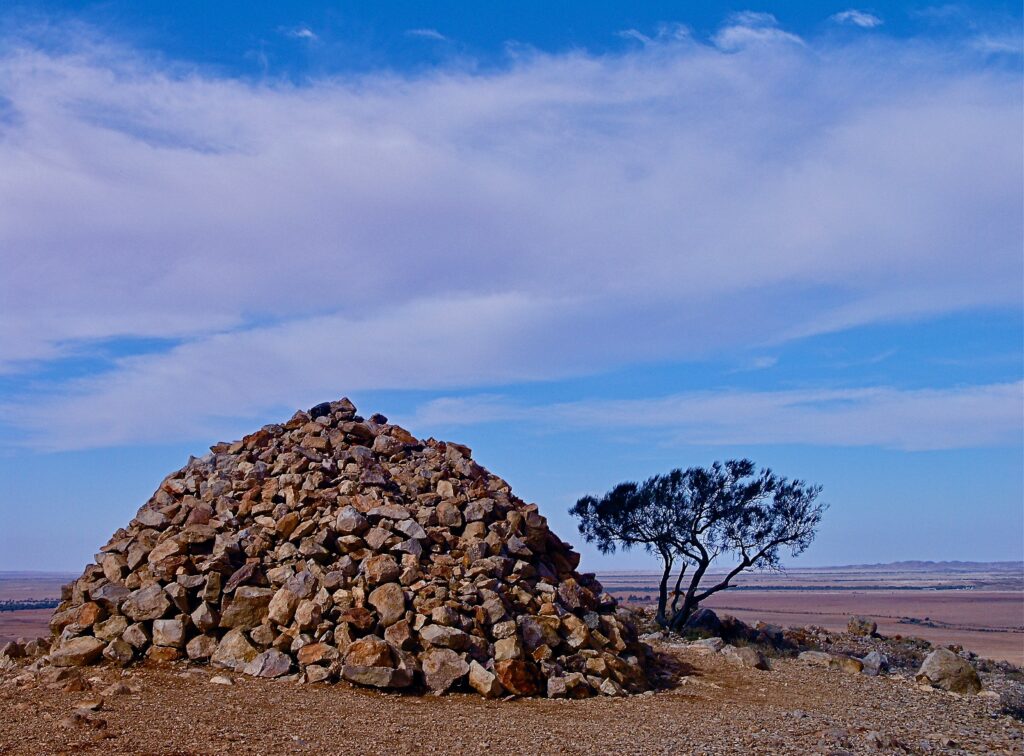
[600,562,1023,664]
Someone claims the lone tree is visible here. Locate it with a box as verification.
[570,459,825,632]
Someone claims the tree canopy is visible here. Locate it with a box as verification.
[570,459,825,631]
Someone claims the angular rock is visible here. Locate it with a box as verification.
[244,649,292,678]
[297,643,339,666]
[494,636,523,662]
[848,616,877,637]
[335,506,369,535]
[100,639,136,667]
[421,648,470,693]
[122,623,150,649]
[721,645,769,671]
[49,637,105,667]
[861,651,888,677]
[368,583,406,628]
[363,555,400,585]
[547,672,593,699]
[90,583,130,613]
[211,628,259,670]
[419,624,469,651]
[689,637,724,653]
[344,636,393,668]
[191,603,219,633]
[468,660,503,698]
[267,588,299,626]
[147,645,182,663]
[186,634,218,661]
[219,587,274,629]
[94,615,129,643]
[122,585,171,622]
[494,659,541,696]
[152,618,186,648]
[341,665,412,689]
[916,648,982,694]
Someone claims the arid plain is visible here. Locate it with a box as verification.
[600,562,1023,664]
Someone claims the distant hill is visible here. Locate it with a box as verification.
[827,560,1024,573]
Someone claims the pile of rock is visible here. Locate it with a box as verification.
[44,399,650,698]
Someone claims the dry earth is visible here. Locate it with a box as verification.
[0,611,54,646]
[601,566,1024,665]
[700,591,1024,664]
[1,644,1021,755]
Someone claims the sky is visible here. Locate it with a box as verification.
[0,1,1021,572]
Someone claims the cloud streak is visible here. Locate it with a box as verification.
[410,382,1024,451]
[830,10,884,28]
[0,22,1020,448]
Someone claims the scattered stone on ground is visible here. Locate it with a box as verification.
[2,641,1021,755]
[37,398,651,698]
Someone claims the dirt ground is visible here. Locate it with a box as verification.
[0,645,1021,755]
[700,591,1024,665]
[0,611,52,646]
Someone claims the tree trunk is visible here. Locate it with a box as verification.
[654,553,673,628]
[668,558,709,631]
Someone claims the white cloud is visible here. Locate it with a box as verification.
[970,34,1023,55]
[409,383,1024,451]
[617,24,690,46]
[406,28,447,42]
[0,25,1019,447]
[830,10,884,28]
[617,29,654,46]
[285,27,318,41]
[714,11,805,50]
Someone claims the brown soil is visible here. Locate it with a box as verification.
[0,576,70,602]
[0,611,52,646]
[700,591,1024,665]
[1,646,1021,755]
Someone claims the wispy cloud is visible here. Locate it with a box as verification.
[970,34,1023,56]
[830,10,884,28]
[284,26,318,41]
[714,12,804,50]
[410,383,1024,451]
[406,28,447,42]
[617,24,690,46]
[0,22,1019,448]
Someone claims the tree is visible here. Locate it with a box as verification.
[570,460,825,632]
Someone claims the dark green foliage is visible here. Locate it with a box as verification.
[571,459,825,631]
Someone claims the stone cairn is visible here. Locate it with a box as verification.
[46,399,650,698]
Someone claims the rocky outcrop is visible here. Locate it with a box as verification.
[44,398,650,698]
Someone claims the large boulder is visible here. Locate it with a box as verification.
[421,648,469,693]
[121,585,171,622]
[211,628,259,670]
[847,616,877,637]
[683,608,722,636]
[219,587,274,629]
[916,649,982,694]
[721,644,769,671]
[48,637,105,667]
[244,649,293,678]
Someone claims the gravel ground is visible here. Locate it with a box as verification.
[1,645,1021,755]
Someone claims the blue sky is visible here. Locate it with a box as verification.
[0,1,1021,571]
